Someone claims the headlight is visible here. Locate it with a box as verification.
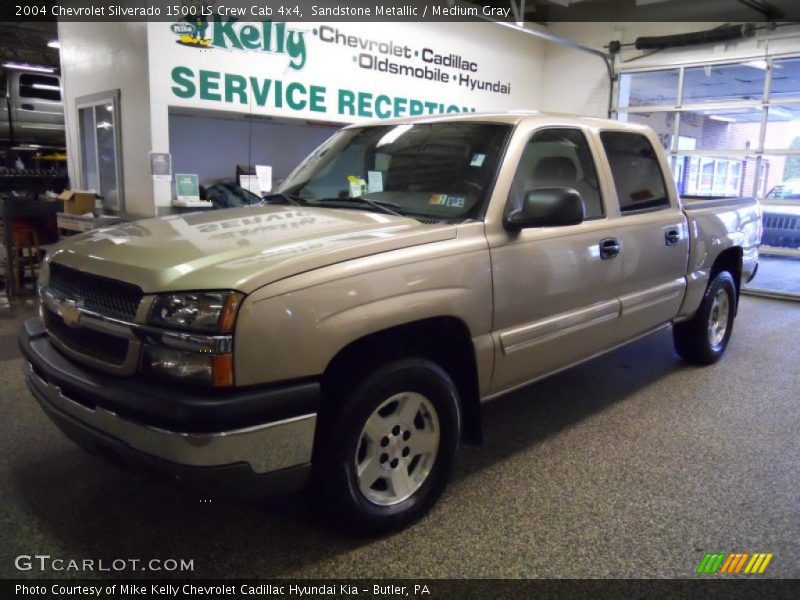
[149,291,243,332]
[142,346,234,387]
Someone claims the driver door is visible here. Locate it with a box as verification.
[487,126,623,394]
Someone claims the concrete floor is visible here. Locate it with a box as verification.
[0,296,798,579]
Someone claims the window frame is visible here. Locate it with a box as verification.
[506,125,608,223]
[599,129,673,216]
[18,73,61,102]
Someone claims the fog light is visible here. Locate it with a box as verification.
[142,346,233,387]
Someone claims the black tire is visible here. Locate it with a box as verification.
[673,270,737,365]
[315,358,461,533]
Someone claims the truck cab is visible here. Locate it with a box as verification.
[1,69,65,145]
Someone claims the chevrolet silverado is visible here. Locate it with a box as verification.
[20,113,761,531]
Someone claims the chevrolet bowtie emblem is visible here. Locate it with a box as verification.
[59,299,83,327]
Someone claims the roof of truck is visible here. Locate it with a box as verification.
[345,111,642,131]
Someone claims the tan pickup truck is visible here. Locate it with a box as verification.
[20,113,761,531]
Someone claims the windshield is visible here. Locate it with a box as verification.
[279,122,511,221]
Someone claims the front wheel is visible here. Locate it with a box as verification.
[315,359,461,533]
[673,270,737,365]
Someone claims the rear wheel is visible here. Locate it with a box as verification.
[673,270,737,365]
[315,358,461,532]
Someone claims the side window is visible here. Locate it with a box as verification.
[509,128,604,220]
[600,131,670,214]
[19,74,61,102]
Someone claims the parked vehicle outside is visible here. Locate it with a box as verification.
[761,179,800,249]
[766,179,800,200]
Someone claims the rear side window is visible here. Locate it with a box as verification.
[19,74,61,101]
[600,131,669,214]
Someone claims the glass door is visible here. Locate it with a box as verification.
[76,90,124,212]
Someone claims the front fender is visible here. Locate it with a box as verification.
[233,239,493,387]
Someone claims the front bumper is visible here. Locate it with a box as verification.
[19,318,319,496]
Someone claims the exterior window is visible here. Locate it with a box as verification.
[674,157,746,197]
[617,111,675,150]
[682,63,766,104]
[617,69,680,107]
[600,131,669,214]
[509,128,605,220]
[19,74,61,101]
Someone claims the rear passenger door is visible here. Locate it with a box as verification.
[598,130,689,342]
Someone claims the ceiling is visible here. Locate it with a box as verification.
[0,22,58,69]
[473,0,800,21]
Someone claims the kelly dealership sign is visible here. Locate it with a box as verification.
[148,18,540,123]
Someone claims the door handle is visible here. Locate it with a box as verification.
[20,103,35,111]
[599,238,620,259]
[665,228,680,246]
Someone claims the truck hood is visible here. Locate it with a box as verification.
[49,205,456,293]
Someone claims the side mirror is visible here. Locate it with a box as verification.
[504,187,585,230]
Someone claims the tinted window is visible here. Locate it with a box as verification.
[19,74,61,101]
[509,128,604,220]
[601,131,670,214]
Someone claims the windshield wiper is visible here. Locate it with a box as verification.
[260,192,306,207]
[311,196,404,216]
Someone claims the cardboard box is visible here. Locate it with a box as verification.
[57,190,96,215]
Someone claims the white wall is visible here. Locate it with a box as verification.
[539,21,800,118]
[58,22,154,216]
[539,23,612,118]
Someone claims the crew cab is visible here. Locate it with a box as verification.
[20,113,761,531]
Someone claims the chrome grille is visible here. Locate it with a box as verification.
[48,263,143,322]
[43,307,129,365]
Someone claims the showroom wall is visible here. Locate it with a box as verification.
[146,20,549,211]
[58,22,154,215]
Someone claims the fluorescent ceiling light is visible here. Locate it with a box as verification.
[709,115,736,122]
[2,62,55,73]
[47,40,60,49]
[32,83,60,91]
